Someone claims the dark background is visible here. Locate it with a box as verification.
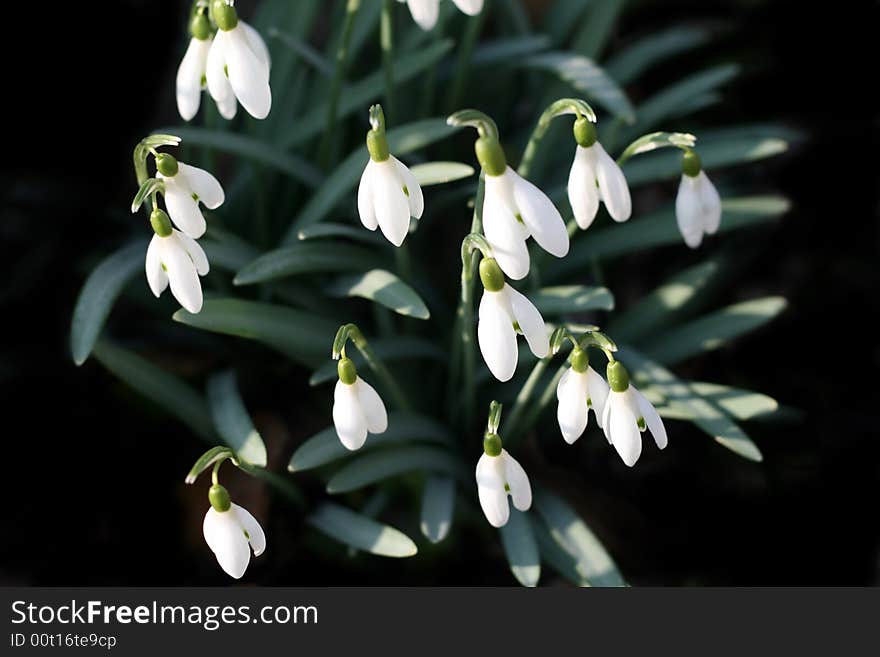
[1,0,877,585]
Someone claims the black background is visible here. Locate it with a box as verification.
[0,0,877,585]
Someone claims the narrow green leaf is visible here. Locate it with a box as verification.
[688,382,779,420]
[544,0,591,44]
[532,487,627,587]
[529,285,615,316]
[92,340,215,441]
[297,222,385,245]
[571,0,625,59]
[268,27,334,77]
[70,241,146,365]
[533,519,589,586]
[308,502,418,558]
[469,35,550,66]
[498,509,541,587]
[420,475,456,544]
[234,242,388,286]
[640,297,787,365]
[326,446,464,494]
[206,370,267,467]
[604,26,712,86]
[309,336,446,386]
[327,269,431,319]
[289,412,452,472]
[409,161,474,186]
[172,298,338,368]
[200,227,260,272]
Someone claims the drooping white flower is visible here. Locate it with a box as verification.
[476,258,549,382]
[556,350,610,444]
[475,446,531,528]
[203,486,265,579]
[155,154,224,239]
[601,361,668,467]
[332,357,388,450]
[567,119,632,229]
[176,9,213,121]
[400,0,484,31]
[206,3,271,120]
[145,219,209,314]
[358,156,424,247]
[675,169,721,249]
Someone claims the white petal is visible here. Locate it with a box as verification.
[556,368,571,401]
[145,235,168,297]
[203,508,251,579]
[557,368,589,444]
[391,156,424,219]
[675,174,705,248]
[371,159,411,246]
[225,26,272,119]
[332,380,368,450]
[475,453,510,527]
[206,31,235,112]
[697,171,722,235]
[405,0,440,30]
[178,162,224,209]
[161,235,203,313]
[483,173,530,280]
[357,161,378,230]
[594,143,632,222]
[586,366,610,429]
[452,0,483,14]
[510,168,569,258]
[162,177,206,238]
[477,291,518,382]
[174,229,210,276]
[176,37,210,121]
[567,146,600,230]
[601,395,613,444]
[231,503,266,557]
[632,385,668,450]
[504,284,549,358]
[239,21,271,76]
[502,449,532,511]
[216,90,238,120]
[356,378,388,434]
[607,391,642,467]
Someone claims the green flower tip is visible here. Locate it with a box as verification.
[474,136,507,177]
[150,209,173,237]
[607,360,630,393]
[190,9,212,40]
[338,357,358,385]
[211,0,238,31]
[366,129,390,162]
[155,152,179,177]
[570,348,589,373]
[208,484,231,512]
[573,117,597,148]
[682,149,702,177]
[483,433,503,457]
[478,258,505,292]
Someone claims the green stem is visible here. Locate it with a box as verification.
[319,0,360,169]
[358,340,411,412]
[518,98,596,178]
[509,362,569,446]
[448,0,489,112]
[505,356,551,441]
[380,0,395,121]
[211,459,223,486]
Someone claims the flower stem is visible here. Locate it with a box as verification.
[211,459,223,486]
[358,339,412,412]
[448,0,489,112]
[507,361,569,447]
[319,0,360,169]
[380,0,395,122]
[504,356,551,441]
[518,98,596,178]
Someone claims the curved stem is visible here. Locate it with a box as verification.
[319,0,361,169]
[517,98,596,178]
[380,0,395,122]
[504,356,551,442]
[211,459,223,486]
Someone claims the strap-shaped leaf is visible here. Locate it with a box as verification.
[297,222,385,245]
[327,269,430,319]
[409,162,474,186]
[70,240,146,365]
[308,502,418,558]
[604,26,712,86]
[309,336,445,386]
[199,228,261,273]
[529,285,615,316]
[533,518,589,586]
[570,0,625,59]
[688,382,779,420]
[420,475,456,544]
[325,446,464,494]
[207,370,267,467]
[469,35,550,66]
[234,242,388,286]
[498,509,541,587]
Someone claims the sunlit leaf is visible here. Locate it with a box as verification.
[325,446,464,494]
[528,285,615,315]
[420,475,456,544]
[308,502,418,558]
[234,242,388,286]
[206,370,267,467]
[327,269,430,319]
[409,162,474,186]
[499,509,541,587]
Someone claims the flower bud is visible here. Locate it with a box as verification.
[478,258,505,292]
[208,484,231,512]
[337,357,358,385]
[573,116,597,148]
[682,149,702,177]
[483,432,503,457]
[155,153,179,177]
[606,360,630,393]
[570,347,589,373]
[474,136,507,177]
[150,208,173,237]
[190,10,212,40]
[211,0,239,31]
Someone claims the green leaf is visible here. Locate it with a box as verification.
[571,0,625,59]
[283,118,461,241]
[326,446,464,494]
[688,382,779,420]
[308,502,418,558]
[309,336,446,386]
[420,475,456,544]
[70,241,146,366]
[184,446,234,484]
[528,285,615,316]
[327,269,430,319]
[498,509,541,587]
[617,131,696,165]
[92,340,215,441]
[470,35,550,66]
[296,222,385,245]
[172,298,337,368]
[532,487,627,586]
[544,0,591,44]
[234,242,388,286]
[523,52,635,123]
[533,519,589,586]
[200,227,260,272]
[206,370,267,467]
[604,26,712,86]
[547,195,790,281]
[409,162,474,186]
[289,412,452,472]
[163,127,323,187]
[640,297,787,365]
[267,27,334,77]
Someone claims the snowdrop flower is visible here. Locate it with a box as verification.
[477,258,549,382]
[155,153,224,239]
[206,1,271,120]
[203,483,265,579]
[475,432,531,528]
[567,117,632,230]
[477,134,569,280]
[675,149,721,248]
[556,348,610,444]
[145,209,209,314]
[176,8,213,121]
[358,105,424,247]
[400,0,484,31]
[601,361,668,467]
[332,357,388,451]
